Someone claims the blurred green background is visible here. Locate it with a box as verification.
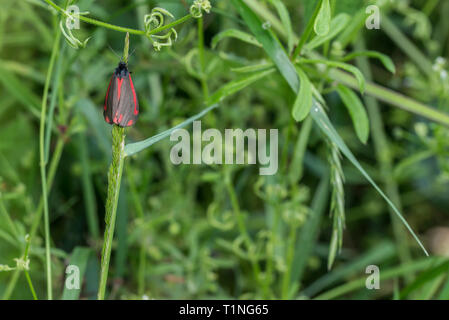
[0,0,448,300]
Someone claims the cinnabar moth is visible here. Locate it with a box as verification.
[103,61,139,127]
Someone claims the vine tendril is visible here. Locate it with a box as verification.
[144,7,178,51]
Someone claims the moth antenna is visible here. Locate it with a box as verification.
[129,47,136,59]
[107,44,121,60]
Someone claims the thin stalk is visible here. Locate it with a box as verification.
[224,170,261,289]
[98,33,129,300]
[78,134,100,239]
[0,193,18,237]
[291,0,322,60]
[39,28,61,300]
[198,17,209,99]
[98,126,126,300]
[2,270,20,300]
[381,15,434,77]
[30,138,65,240]
[23,235,38,300]
[44,0,192,36]
[264,202,281,299]
[281,223,298,299]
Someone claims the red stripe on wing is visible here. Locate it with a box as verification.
[128,74,138,115]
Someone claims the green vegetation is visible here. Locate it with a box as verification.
[0,0,448,300]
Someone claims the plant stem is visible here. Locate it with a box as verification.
[291,0,322,60]
[23,235,38,300]
[224,170,261,290]
[39,27,61,300]
[381,15,433,77]
[198,16,209,100]
[98,33,129,300]
[281,223,298,299]
[30,138,64,240]
[44,0,192,37]
[98,126,126,300]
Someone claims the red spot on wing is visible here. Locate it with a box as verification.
[116,78,124,101]
[104,76,113,111]
[128,74,138,115]
[127,120,133,126]
[118,114,123,122]
[105,115,110,123]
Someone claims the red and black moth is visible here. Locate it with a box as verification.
[103,61,139,127]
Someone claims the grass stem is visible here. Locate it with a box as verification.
[38,27,61,300]
[98,33,129,300]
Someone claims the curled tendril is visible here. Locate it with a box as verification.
[144,7,178,51]
[59,9,91,49]
[190,0,212,18]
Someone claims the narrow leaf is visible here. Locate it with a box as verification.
[292,67,313,122]
[207,68,275,105]
[300,59,366,93]
[307,14,350,50]
[124,104,219,157]
[314,0,331,36]
[342,51,396,74]
[211,29,262,49]
[336,84,370,144]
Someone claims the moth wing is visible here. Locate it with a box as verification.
[114,74,139,127]
[103,75,116,124]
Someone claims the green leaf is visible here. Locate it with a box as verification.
[124,104,219,157]
[269,0,294,52]
[231,62,274,73]
[61,247,91,300]
[336,84,370,144]
[399,259,449,299]
[342,51,396,74]
[207,68,275,104]
[314,0,331,36]
[211,29,262,49]
[292,67,313,122]
[230,0,428,257]
[307,14,350,50]
[0,66,40,118]
[300,58,366,93]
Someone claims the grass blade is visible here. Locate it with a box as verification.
[124,104,219,157]
[314,0,331,36]
[336,84,370,144]
[211,29,261,48]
